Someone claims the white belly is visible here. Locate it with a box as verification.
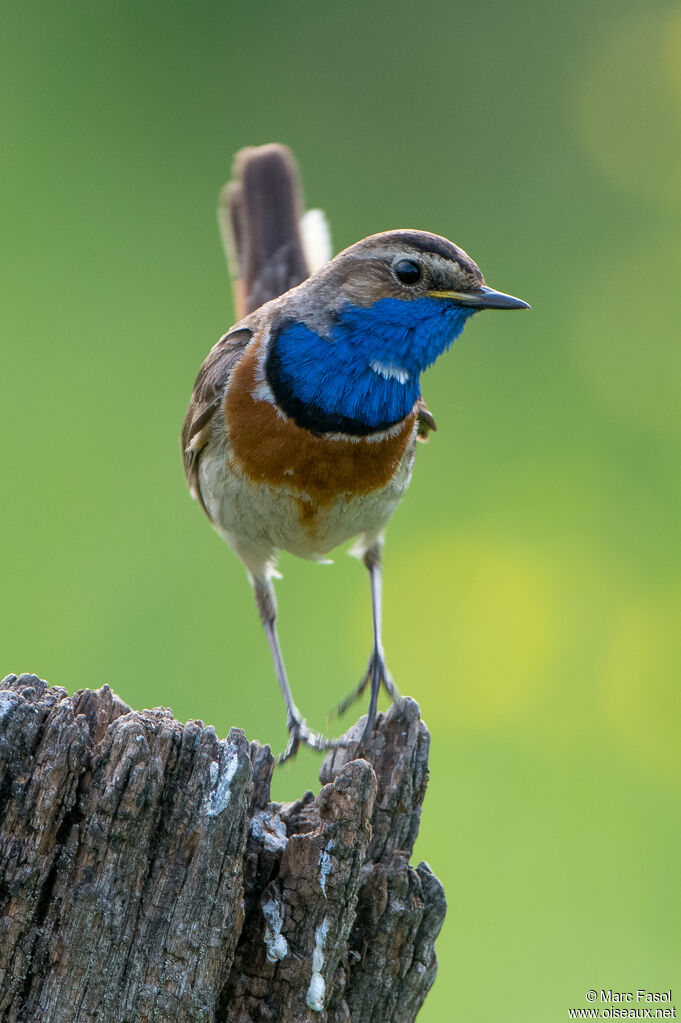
[198,435,416,576]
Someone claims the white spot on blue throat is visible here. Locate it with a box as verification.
[369,359,410,384]
[270,296,475,431]
[205,743,240,817]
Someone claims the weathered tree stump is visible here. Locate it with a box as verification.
[0,673,445,1022]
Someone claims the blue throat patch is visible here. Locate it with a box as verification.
[266,296,477,435]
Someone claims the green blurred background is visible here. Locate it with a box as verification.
[2,0,679,1018]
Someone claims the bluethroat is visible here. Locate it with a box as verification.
[181,144,529,760]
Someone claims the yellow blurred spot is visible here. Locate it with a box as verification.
[601,594,681,779]
[577,9,681,207]
[383,535,555,730]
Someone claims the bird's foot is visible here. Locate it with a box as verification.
[277,717,339,765]
[329,648,399,723]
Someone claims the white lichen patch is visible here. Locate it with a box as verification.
[0,692,20,721]
[306,972,326,1013]
[262,900,288,962]
[319,841,333,898]
[306,916,330,1012]
[250,809,288,853]
[205,743,239,817]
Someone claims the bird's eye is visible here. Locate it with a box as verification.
[394,259,422,285]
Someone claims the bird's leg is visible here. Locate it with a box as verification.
[252,575,336,763]
[332,543,399,733]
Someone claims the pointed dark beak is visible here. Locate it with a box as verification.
[470,285,531,309]
[427,284,531,309]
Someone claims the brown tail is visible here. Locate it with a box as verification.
[218,144,311,319]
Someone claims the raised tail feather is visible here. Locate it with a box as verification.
[218,144,313,318]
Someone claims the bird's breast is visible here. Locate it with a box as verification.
[224,342,417,509]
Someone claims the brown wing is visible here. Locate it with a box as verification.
[181,327,253,514]
[217,144,310,319]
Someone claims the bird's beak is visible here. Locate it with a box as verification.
[427,285,530,310]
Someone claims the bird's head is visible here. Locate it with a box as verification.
[268,229,529,434]
[334,228,528,312]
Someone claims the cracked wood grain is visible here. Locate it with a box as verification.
[0,674,445,1022]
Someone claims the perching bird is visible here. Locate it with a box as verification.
[181,144,529,760]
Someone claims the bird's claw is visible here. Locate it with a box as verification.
[277,718,339,764]
[329,649,398,724]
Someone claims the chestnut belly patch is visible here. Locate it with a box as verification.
[225,347,417,505]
